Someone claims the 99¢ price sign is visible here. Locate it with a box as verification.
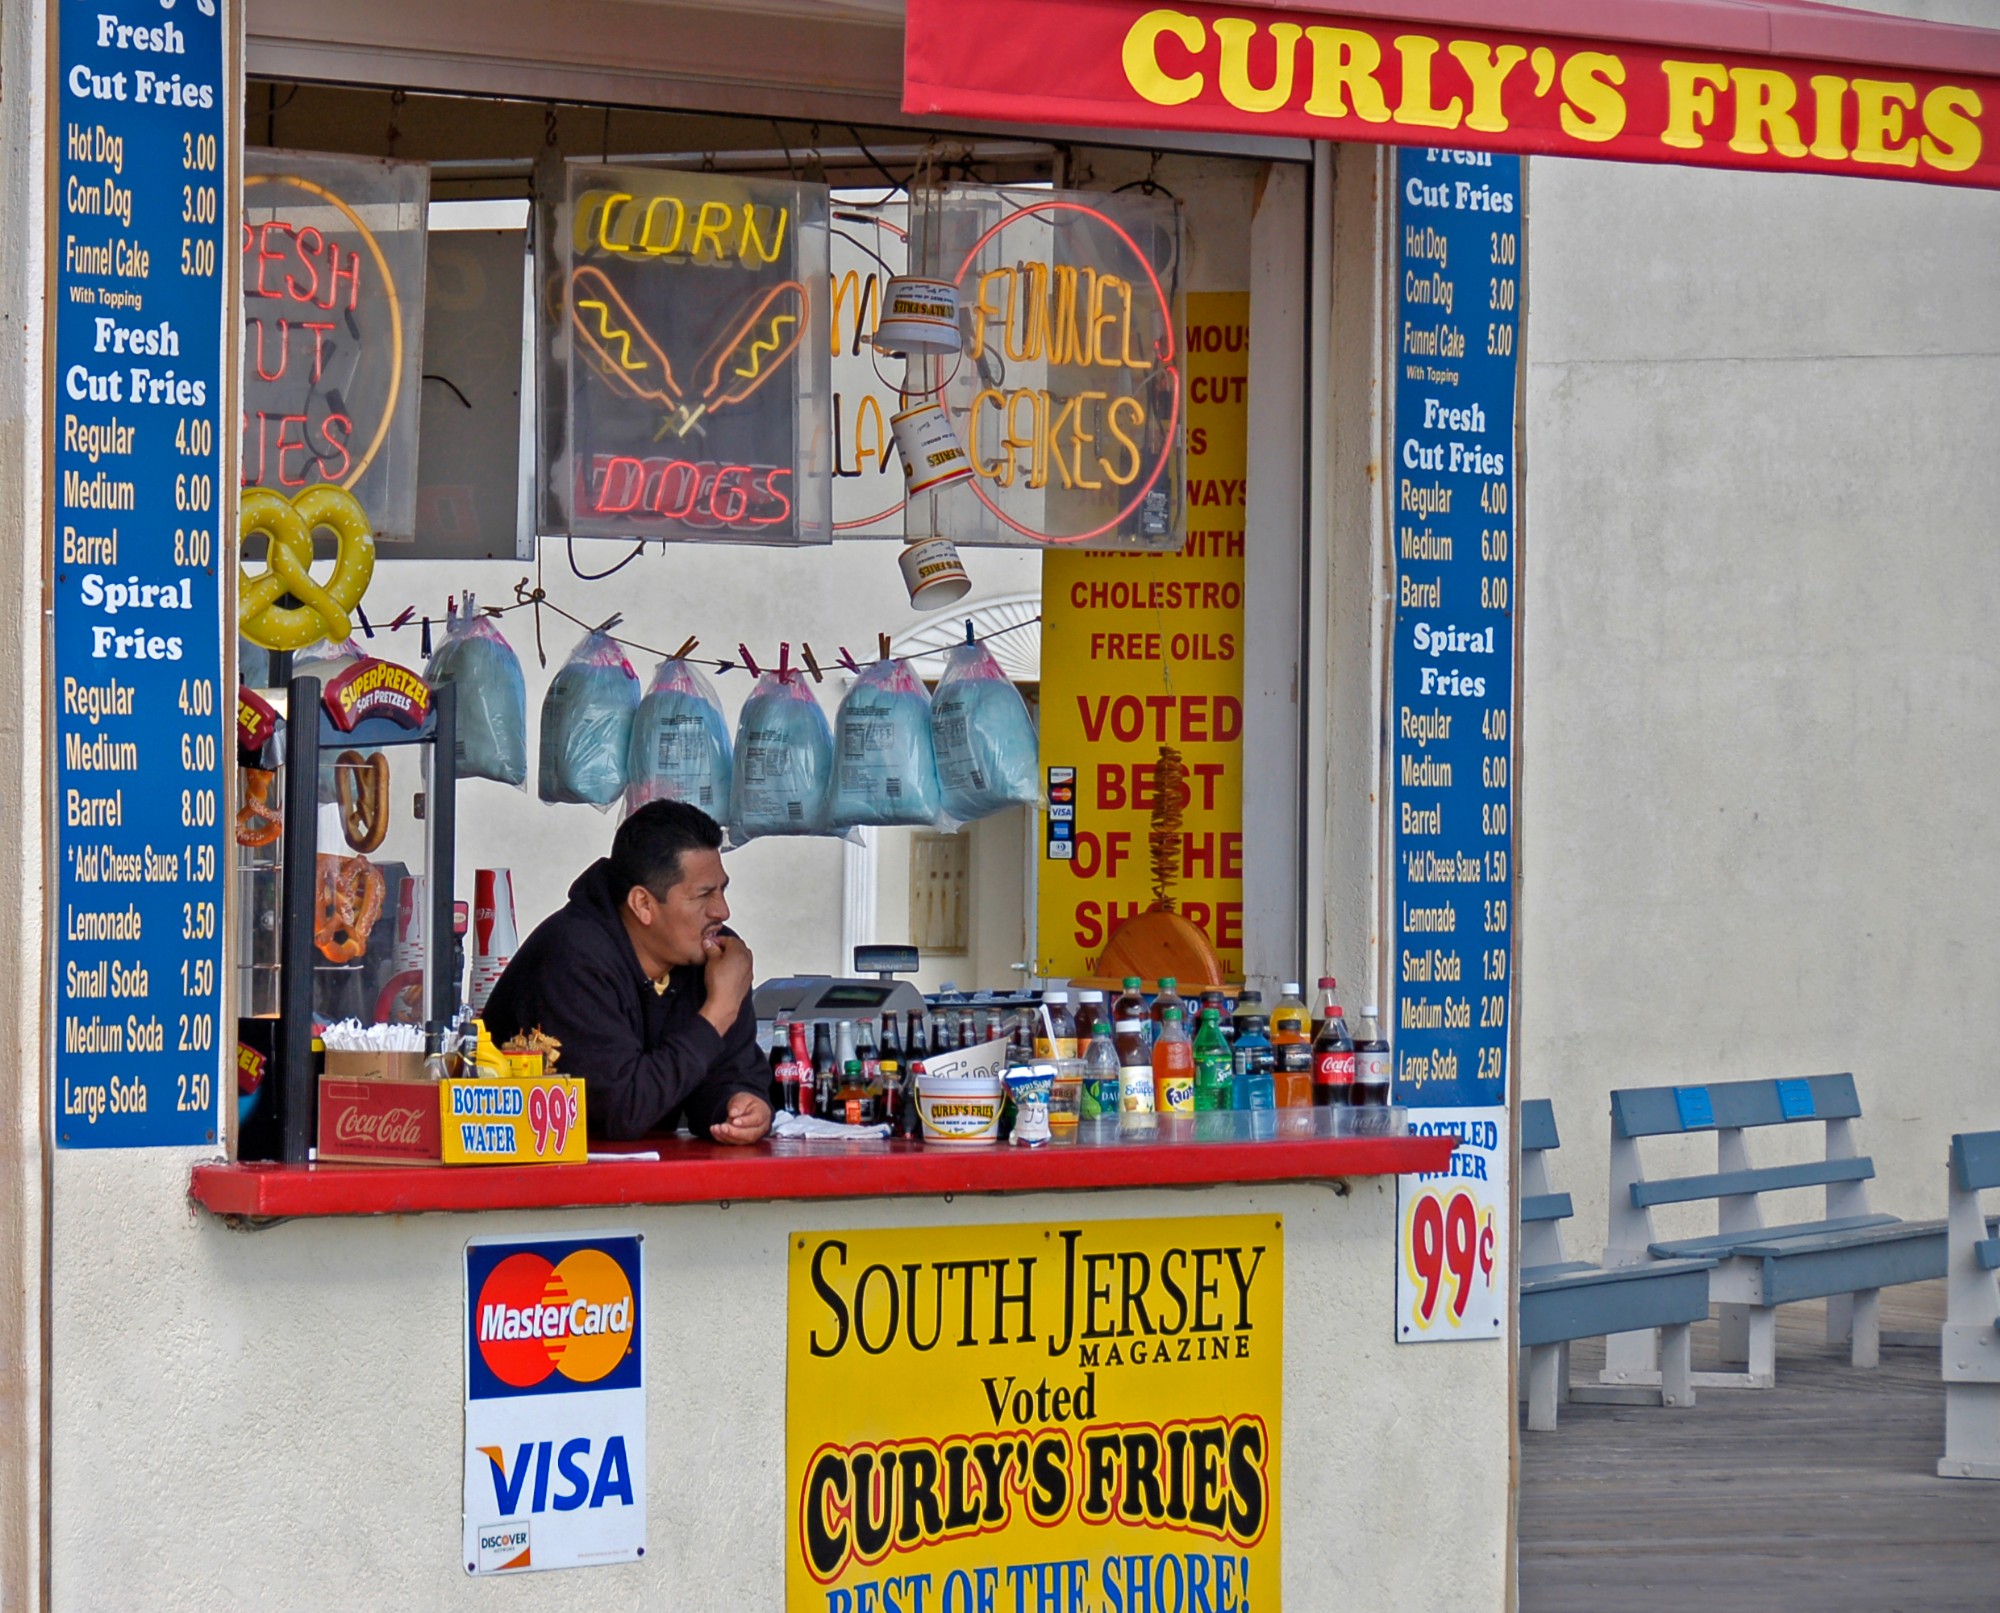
[1397,1110,1508,1341]
[442,1078,588,1166]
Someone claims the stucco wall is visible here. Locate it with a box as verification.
[48,1160,1508,1612]
[1518,7,2000,1252]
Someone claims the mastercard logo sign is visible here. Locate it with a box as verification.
[475,1247,635,1389]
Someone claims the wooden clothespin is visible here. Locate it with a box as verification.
[672,636,699,661]
[878,632,892,663]
[800,643,824,683]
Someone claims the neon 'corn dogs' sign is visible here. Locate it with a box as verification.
[539,163,832,546]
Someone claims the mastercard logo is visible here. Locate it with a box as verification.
[475,1248,635,1389]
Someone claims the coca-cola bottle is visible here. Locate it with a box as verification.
[769,1020,794,1112]
[1311,983,1355,1107]
[1352,1006,1391,1108]
[812,1022,837,1118]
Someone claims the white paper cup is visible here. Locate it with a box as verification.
[872,275,963,355]
[899,538,971,607]
[892,401,974,495]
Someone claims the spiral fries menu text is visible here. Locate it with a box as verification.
[51,0,231,1146]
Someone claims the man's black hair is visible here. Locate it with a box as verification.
[609,800,724,897]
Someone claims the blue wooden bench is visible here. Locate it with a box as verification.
[1518,1098,1715,1430]
[1940,1129,2000,1479]
[1601,1073,1946,1390]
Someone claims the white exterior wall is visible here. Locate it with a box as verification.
[1518,0,2000,1252]
[49,1162,1509,1612]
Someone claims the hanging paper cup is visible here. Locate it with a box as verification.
[892,400,974,495]
[899,537,972,608]
[872,275,963,356]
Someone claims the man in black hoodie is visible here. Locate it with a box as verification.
[482,801,773,1143]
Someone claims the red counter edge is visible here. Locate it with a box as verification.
[189,1134,1457,1219]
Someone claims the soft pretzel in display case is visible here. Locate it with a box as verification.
[315,854,386,964]
[334,750,391,853]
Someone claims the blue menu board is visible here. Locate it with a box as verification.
[1389,149,1520,1111]
[52,0,229,1146]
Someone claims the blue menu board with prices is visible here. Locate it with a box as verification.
[1389,149,1520,1112]
[52,0,230,1146]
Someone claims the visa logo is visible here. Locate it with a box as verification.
[479,1437,635,1515]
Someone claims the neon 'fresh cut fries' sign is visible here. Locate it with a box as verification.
[541,164,833,545]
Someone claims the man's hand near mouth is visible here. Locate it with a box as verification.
[699,932,755,1039]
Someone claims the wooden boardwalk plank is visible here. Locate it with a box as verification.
[1520,1283,2000,1613]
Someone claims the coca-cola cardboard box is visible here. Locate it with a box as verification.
[317,1051,442,1164]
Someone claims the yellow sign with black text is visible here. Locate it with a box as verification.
[1038,292,1248,979]
[787,1215,1282,1612]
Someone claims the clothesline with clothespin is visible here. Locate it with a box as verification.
[346,577,1038,683]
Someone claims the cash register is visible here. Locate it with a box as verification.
[752,946,929,1035]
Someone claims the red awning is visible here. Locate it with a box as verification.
[904,0,2000,188]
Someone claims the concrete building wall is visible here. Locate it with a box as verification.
[1518,0,2000,1252]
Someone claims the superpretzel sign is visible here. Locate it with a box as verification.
[464,1234,646,1575]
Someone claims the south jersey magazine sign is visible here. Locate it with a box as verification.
[463,1233,646,1575]
[788,1216,1280,1612]
[50,0,230,1147]
[1389,148,1519,1344]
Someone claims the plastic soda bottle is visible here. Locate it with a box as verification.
[1353,1006,1392,1107]
[1312,988,1355,1106]
[1193,1008,1234,1112]
[1151,976,1186,1035]
[1113,976,1154,1057]
[1152,1005,1196,1117]
[1034,990,1078,1060]
[1235,1032,1277,1134]
[1114,982,1156,1131]
[1271,982,1310,1041]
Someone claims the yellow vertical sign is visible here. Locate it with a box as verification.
[1038,292,1249,979]
[786,1215,1282,1610]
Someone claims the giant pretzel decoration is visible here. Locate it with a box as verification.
[238,485,377,651]
[316,854,385,964]
[334,750,390,854]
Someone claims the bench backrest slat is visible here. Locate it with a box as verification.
[1521,1192,1573,1223]
[1629,1155,1874,1210]
[1521,1098,1560,1153]
[1611,1074,1860,1138]
[1951,1130,2000,1193]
